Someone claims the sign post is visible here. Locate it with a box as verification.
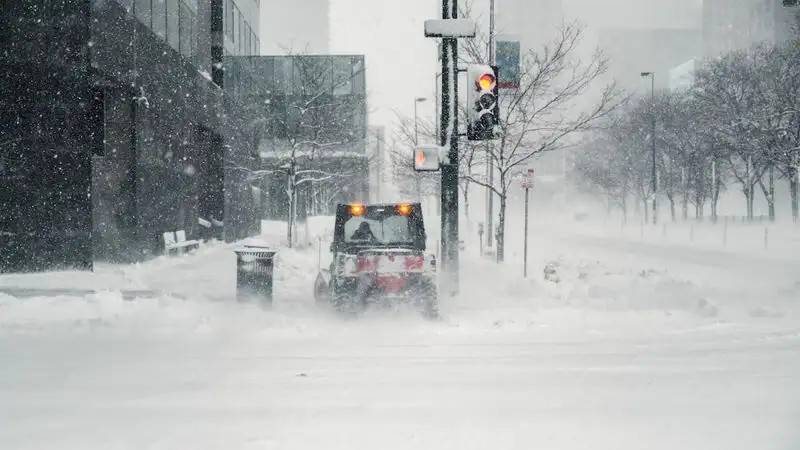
[521,168,534,278]
[477,222,484,255]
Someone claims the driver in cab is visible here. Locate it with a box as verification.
[350,221,377,242]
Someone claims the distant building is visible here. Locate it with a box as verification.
[702,0,799,57]
[260,0,329,54]
[0,0,262,272]
[497,0,564,52]
[669,59,699,92]
[225,55,370,221]
[598,28,702,92]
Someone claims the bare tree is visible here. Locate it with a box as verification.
[694,47,773,221]
[572,132,633,218]
[459,21,621,262]
[227,50,369,247]
[758,41,800,222]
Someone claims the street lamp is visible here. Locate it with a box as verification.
[640,71,657,225]
[414,97,428,201]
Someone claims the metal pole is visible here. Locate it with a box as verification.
[486,0,495,249]
[523,186,529,278]
[434,73,442,216]
[414,100,419,145]
[651,73,657,225]
[489,0,495,63]
[414,99,421,201]
[440,0,460,296]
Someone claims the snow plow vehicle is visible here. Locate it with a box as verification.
[313,202,439,318]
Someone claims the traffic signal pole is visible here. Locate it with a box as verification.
[440,0,460,297]
[486,0,495,250]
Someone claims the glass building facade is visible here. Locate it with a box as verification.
[225,55,370,220]
[0,0,262,271]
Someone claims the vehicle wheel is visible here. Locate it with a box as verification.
[412,281,439,319]
[313,274,329,306]
[422,292,440,319]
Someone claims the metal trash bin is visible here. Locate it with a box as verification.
[234,246,277,305]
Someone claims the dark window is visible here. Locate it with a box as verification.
[152,0,166,39]
[134,0,151,27]
[274,57,293,94]
[226,0,235,40]
[238,14,244,53]
[166,0,179,51]
[223,0,229,36]
[179,1,193,59]
[246,25,251,55]
[257,57,275,95]
[269,95,288,138]
[232,4,239,43]
[116,0,134,12]
[352,58,365,94]
[88,88,105,157]
[333,58,353,96]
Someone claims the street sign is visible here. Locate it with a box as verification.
[521,168,534,189]
[424,19,477,38]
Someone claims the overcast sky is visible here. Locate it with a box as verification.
[328,0,704,138]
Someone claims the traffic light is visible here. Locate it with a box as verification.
[467,64,500,141]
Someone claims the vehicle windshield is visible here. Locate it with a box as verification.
[344,211,414,244]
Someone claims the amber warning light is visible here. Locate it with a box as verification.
[349,204,365,216]
[397,204,412,215]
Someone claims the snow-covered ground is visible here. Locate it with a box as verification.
[1,213,799,449]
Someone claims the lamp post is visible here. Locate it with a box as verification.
[640,71,657,225]
[414,97,427,201]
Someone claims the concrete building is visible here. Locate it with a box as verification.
[0,0,262,272]
[702,0,799,56]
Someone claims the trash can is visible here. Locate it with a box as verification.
[234,246,277,305]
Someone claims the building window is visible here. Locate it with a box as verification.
[232,4,239,43]
[333,58,353,96]
[258,57,274,94]
[151,0,166,39]
[134,0,151,27]
[246,25,252,55]
[238,14,245,53]
[179,1,194,59]
[167,0,179,51]
[274,58,293,95]
[225,0,234,40]
[352,58,365,94]
[116,0,134,13]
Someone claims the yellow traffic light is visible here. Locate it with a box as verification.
[478,73,495,90]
